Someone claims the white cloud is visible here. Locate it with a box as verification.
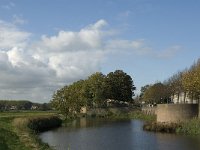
[0,20,108,102]
[40,20,107,52]
[0,19,181,102]
[0,20,31,50]
[106,39,152,55]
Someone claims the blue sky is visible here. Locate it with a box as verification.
[0,0,200,102]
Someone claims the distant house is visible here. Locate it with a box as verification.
[31,105,38,110]
[171,92,198,104]
[10,105,17,110]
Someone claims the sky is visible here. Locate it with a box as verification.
[0,0,200,103]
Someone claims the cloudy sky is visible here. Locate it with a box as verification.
[0,0,200,102]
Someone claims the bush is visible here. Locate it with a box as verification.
[27,116,62,132]
[143,122,181,133]
[176,118,200,135]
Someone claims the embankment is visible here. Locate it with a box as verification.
[0,112,62,150]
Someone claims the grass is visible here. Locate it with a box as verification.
[104,110,156,122]
[143,118,200,136]
[143,122,181,133]
[0,111,60,150]
[176,118,200,136]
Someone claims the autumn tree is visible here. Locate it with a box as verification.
[182,59,200,101]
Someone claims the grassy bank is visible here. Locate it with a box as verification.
[143,118,200,136]
[98,110,156,122]
[176,118,200,135]
[0,111,61,150]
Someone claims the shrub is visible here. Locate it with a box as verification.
[176,118,200,135]
[27,116,62,132]
[143,122,181,133]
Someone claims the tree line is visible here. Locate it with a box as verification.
[140,58,200,104]
[50,70,136,118]
[0,100,51,111]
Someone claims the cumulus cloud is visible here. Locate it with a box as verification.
[0,19,180,102]
[0,20,30,50]
[0,20,107,102]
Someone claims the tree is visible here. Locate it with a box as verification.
[142,82,171,104]
[166,72,185,103]
[86,72,106,107]
[105,70,136,102]
[50,70,136,117]
[182,59,200,101]
[139,84,150,100]
[51,80,87,118]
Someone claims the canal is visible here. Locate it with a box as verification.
[39,118,200,150]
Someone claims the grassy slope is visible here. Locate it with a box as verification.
[0,111,57,150]
[107,110,156,122]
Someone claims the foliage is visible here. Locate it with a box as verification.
[0,111,57,150]
[142,58,200,103]
[105,70,136,101]
[51,70,136,117]
[27,116,62,132]
[182,60,200,100]
[139,84,150,99]
[141,82,171,103]
[176,118,200,135]
[51,80,87,118]
[85,72,106,107]
[0,100,52,111]
[143,122,181,133]
[166,72,184,96]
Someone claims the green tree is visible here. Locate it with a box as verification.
[51,80,87,118]
[142,82,171,104]
[139,84,150,100]
[105,70,136,102]
[86,72,106,107]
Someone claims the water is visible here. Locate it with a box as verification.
[39,118,200,150]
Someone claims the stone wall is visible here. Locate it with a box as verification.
[87,107,131,117]
[157,104,198,123]
[142,107,157,115]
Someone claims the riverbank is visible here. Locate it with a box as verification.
[0,110,155,150]
[85,107,156,122]
[0,111,61,150]
[143,118,200,136]
[106,110,156,122]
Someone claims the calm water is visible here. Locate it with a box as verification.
[39,118,200,150]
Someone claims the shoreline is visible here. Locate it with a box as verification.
[4,110,200,150]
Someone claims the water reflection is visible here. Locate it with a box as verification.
[40,118,200,150]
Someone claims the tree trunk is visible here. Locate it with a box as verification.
[192,92,194,104]
[184,92,186,104]
[177,92,179,103]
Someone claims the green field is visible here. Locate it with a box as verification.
[0,111,58,150]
